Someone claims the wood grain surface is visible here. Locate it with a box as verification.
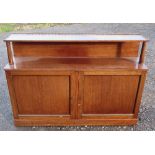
[83,75,139,114]
[13,75,70,115]
[12,42,140,57]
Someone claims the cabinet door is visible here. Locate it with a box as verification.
[13,75,70,115]
[81,74,140,115]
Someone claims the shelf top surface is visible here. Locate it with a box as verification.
[4,57,147,71]
[4,33,148,42]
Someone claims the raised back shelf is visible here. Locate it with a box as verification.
[5,34,148,66]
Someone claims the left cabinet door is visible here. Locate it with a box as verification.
[6,71,73,117]
[13,75,69,115]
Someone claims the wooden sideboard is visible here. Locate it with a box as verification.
[4,34,148,126]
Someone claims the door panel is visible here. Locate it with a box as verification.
[13,75,70,115]
[83,75,140,114]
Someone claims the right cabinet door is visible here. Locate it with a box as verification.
[81,74,140,115]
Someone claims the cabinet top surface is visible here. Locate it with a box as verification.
[4,57,147,71]
[4,33,148,42]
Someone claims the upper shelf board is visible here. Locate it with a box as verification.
[4,34,148,42]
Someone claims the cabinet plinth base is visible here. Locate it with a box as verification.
[14,118,138,126]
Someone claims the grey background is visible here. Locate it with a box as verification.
[0,23,155,131]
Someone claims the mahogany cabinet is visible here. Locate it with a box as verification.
[4,34,148,126]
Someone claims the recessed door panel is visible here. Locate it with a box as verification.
[83,75,140,114]
[13,75,70,115]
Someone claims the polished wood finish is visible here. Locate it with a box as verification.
[12,42,140,57]
[4,34,148,126]
[5,72,19,118]
[13,75,70,115]
[6,42,14,64]
[83,75,139,114]
[6,57,146,70]
[134,72,147,117]
[15,117,138,126]
[139,42,147,64]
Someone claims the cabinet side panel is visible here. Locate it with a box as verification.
[13,75,70,115]
[83,75,140,114]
